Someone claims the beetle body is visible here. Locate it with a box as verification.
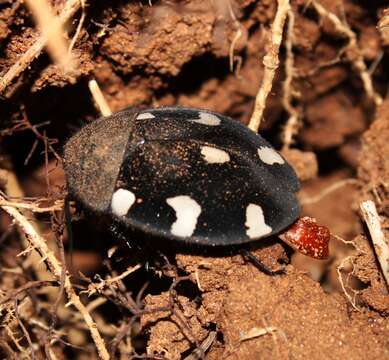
[64,107,300,247]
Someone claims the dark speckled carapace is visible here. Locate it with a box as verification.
[64,107,303,248]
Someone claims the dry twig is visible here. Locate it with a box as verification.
[227,1,243,73]
[0,195,110,360]
[248,0,290,132]
[25,0,75,72]
[300,179,359,205]
[0,0,83,94]
[310,1,382,107]
[281,9,299,149]
[14,299,36,360]
[0,199,64,213]
[0,169,56,284]
[336,254,360,311]
[68,0,87,54]
[5,325,27,355]
[88,79,113,117]
[360,200,389,289]
[334,235,365,311]
[87,264,141,295]
[0,280,58,306]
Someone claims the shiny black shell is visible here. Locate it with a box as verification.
[64,107,300,246]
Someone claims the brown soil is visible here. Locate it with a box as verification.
[0,1,388,359]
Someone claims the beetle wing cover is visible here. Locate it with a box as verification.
[109,108,300,246]
[64,110,136,212]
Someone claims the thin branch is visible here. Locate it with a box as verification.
[310,1,382,107]
[25,0,75,72]
[336,255,360,311]
[359,200,389,289]
[14,299,36,360]
[68,0,86,54]
[87,264,142,295]
[227,0,243,73]
[5,325,27,355]
[45,216,67,360]
[0,0,83,94]
[0,280,58,306]
[0,195,110,360]
[88,79,112,117]
[333,234,366,311]
[300,179,360,205]
[281,9,300,149]
[0,199,64,213]
[20,110,62,163]
[248,0,290,132]
[0,169,57,285]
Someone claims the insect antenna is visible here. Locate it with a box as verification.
[240,249,286,276]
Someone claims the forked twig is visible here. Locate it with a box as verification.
[87,264,141,295]
[310,1,382,107]
[0,0,83,94]
[0,195,110,360]
[333,234,365,311]
[14,299,36,360]
[0,280,58,306]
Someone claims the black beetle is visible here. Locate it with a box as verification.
[64,107,329,259]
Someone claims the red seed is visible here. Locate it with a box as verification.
[279,216,330,259]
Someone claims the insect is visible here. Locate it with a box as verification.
[64,107,329,260]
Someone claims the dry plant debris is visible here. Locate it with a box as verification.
[0,0,389,358]
[0,194,110,360]
[310,1,382,107]
[360,200,389,288]
[0,0,82,94]
[25,0,75,72]
[88,79,113,117]
[248,0,290,132]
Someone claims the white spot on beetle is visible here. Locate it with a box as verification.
[166,195,202,237]
[245,203,272,238]
[111,189,136,217]
[200,146,230,164]
[190,112,221,126]
[136,112,155,120]
[257,146,285,165]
